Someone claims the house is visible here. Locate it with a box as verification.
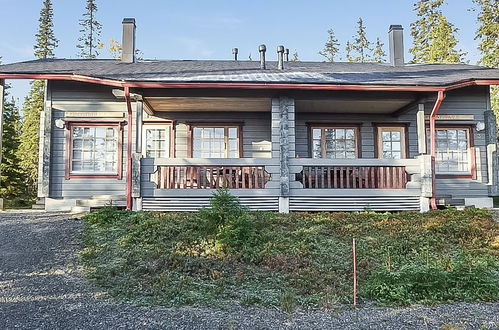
[1,19,499,213]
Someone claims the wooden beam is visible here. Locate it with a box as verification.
[391,97,425,117]
[0,79,4,209]
[38,80,52,198]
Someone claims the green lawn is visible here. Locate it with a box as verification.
[80,193,499,309]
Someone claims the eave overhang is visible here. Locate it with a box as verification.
[0,73,498,92]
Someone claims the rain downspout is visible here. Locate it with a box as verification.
[430,90,445,210]
[125,86,133,210]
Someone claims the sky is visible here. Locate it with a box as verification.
[0,0,484,104]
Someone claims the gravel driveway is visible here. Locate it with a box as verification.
[0,211,498,330]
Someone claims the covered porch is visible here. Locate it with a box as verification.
[135,89,436,212]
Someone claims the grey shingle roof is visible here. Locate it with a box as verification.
[1,58,499,86]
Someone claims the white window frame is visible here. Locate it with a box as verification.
[142,124,171,158]
[376,126,407,159]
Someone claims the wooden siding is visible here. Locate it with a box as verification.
[49,81,133,198]
[148,111,272,158]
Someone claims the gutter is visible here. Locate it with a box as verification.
[429,91,445,210]
[124,86,133,210]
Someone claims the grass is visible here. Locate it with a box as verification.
[80,193,499,309]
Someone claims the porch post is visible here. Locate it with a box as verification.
[484,103,498,196]
[272,96,295,213]
[416,103,426,154]
[0,79,4,209]
[38,80,52,199]
[133,98,143,210]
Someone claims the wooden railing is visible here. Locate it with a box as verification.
[298,166,408,189]
[154,165,270,189]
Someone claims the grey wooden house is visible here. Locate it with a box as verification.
[1,19,499,213]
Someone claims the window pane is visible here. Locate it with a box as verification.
[144,127,170,159]
[379,128,404,159]
[72,126,117,174]
[434,128,470,173]
[193,126,238,158]
[314,127,357,158]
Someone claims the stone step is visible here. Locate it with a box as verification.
[70,206,90,214]
[76,199,126,207]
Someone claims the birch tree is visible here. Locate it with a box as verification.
[319,29,340,62]
[347,18,372,63]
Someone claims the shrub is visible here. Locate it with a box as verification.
[363,253,499,305]
[198,189,259,257]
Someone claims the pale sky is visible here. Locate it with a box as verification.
[0,0,484,104]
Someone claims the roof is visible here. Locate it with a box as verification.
[1,58,499,87]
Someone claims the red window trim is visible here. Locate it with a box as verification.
[65,121,124,180]
[372,123,410,159]
[187,123,244,158]
[142,121,176,158]
[425,124,476,180]
[307,123,363,158]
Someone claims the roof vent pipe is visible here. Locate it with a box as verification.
[277,45,285,70]
[232,48,238,61]
[388,25,404,66]
[285,48,289,62]
[259,44,266,69]
[122,18,136,63]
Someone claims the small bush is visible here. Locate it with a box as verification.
[363,253,499,305]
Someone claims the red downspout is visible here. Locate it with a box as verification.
[124,86,133,210]
[430,90,445,209]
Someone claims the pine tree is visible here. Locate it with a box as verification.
[409,0,466,63]
[34,0,58,59]
[77,0,103,59]
[348,18,372,63]
[291,51,300,62]
[18,80,45,199]
[372,38,386,63]
[1,87,26,205]
[17,0,58,201]
[473,0,498,113]
[319,29,340,62]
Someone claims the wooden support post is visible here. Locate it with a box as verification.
[0,79,4,209]
[38,80,52,199]
[416,104,426,155]
[273,96,295,213]
[485,106,498,196]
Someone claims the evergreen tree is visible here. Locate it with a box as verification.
[34,0,58,59]
[18,80,44,199]
[473,0,498,112]
[291,51,300,62]
[1,86,26,204]
[347,18,372,63]
[77,0,103,59]
[372,38,386,63]
[319,29,340,62]
[17,0,58,200]
[409,0,466,63]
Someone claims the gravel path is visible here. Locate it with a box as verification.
[0,211,498,330]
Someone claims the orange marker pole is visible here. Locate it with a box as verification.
[353,237,357,306]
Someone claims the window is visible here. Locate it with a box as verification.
[143,124,170,158]
[311,126,358,158]
[377,126,406,159]
[66,123,122,179]
[191,126,240,158]
[433,127,472,174]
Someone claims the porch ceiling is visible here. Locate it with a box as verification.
[295,98,414,113]
[145,96,271,112]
